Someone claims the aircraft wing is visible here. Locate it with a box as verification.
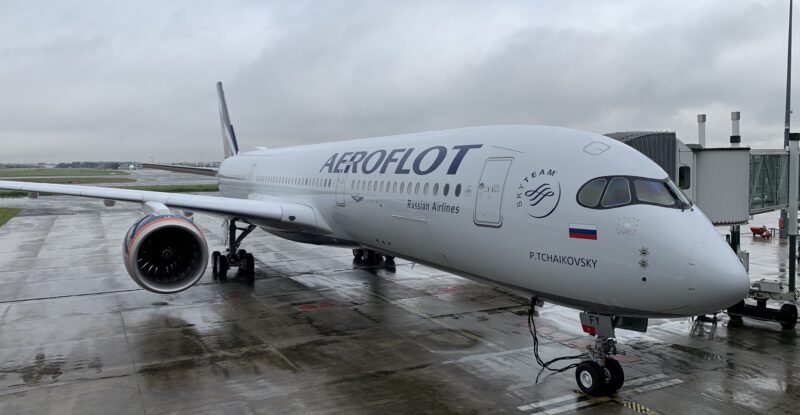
[141,163,218,176]
[0,180,328,233]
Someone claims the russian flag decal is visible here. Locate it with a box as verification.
[569,224,597,240]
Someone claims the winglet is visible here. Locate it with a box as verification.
[217,82,239,159]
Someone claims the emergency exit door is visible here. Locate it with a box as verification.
[474,158,513,227]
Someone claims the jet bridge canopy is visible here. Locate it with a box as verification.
[749,150,789,214]
[606,131,797,224]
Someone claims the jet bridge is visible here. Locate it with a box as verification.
[605,131,751,225]
[749,149,790,214]
[607,130,798,329]
[606,131,796,219]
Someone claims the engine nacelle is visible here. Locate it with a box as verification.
[123,214,209,294]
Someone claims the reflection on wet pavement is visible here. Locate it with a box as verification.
[0,182,797,414]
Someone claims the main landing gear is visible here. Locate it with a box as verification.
[212,218,256,281]
[352,248,394,265]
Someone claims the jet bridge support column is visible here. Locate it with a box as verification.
[728,112,742,254]
[789,132,799,294]
[730,111,741,148]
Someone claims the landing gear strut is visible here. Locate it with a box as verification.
[212,217,256,281]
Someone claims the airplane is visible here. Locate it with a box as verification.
[0,82,750,396]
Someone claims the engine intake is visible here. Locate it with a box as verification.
[123,214,208,293]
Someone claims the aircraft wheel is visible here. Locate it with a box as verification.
[245,253,255,279]
[365,250,377,263]
[385,255,395,265]
[604,358,624,393]
[212,251,221,278]
[353,249,365,260]
[779,304,798,330]
[237,249,248,261]
[575,361,608,396]
[218,255,229,280]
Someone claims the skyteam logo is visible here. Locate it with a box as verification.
[516,168,561,218]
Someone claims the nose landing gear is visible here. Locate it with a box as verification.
[574,313,626,396]
[528,298,632,397]
[574,332,624,396]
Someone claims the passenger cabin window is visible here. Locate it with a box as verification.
[601,178,631,207]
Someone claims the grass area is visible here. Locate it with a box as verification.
[0,183,218,199]
[126,184,219,193]
[0,191,28,198]
[0,208,20,227]
[0,168,128,177]
[11,177,136,184]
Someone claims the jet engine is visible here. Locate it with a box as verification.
[123,214,209,293]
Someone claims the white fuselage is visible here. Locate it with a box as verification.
[216,125,749,318]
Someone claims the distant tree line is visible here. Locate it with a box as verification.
[53,161,125,169]
[0,164,40,169]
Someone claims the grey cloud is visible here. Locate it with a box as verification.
[0,0,796,162]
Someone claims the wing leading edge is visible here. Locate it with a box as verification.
[0,180,329,234]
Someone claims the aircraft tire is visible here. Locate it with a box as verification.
[575,361,608,396]
[245,253,255,279]
[385,256,395,265]
[353,249,364,260]
[604,358,624,393]
[366,250,377,263]
[212,251,221,278]
[780,304,798,330]
[218,256,229,280]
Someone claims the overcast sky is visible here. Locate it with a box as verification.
[0,0,796,163]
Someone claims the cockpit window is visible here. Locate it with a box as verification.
[634,179,674,206]
[666,180,692,207]
[577,178,607,207]
[577,175,692,210]
[601,178,631,207]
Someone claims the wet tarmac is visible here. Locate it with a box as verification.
[0,192,798,414]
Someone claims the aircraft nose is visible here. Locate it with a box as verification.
[688,235,750,314]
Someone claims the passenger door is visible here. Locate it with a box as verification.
[474,158,513,227]
[247,164,258,195]
[335,173,347,206]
